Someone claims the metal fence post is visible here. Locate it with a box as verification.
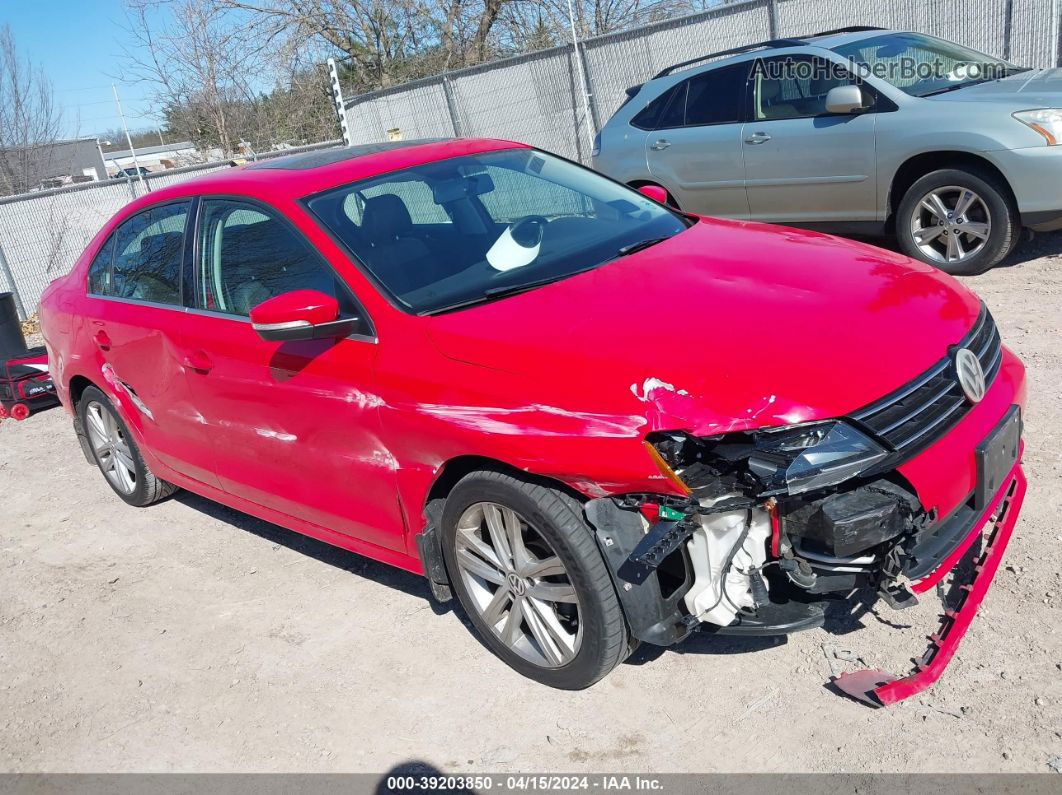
[1002,0,1014,60]
[441,73,464,137]
[767,0,779,39]
[0,243,27,321]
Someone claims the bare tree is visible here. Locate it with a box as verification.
[210,0,517,89]
[122,0,267,155]
[0,24,64,196]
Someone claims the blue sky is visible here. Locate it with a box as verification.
[3,0,163,139]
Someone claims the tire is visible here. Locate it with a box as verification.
[440,469,629,689]
[77,386,178,507]
[896,167,1019,275]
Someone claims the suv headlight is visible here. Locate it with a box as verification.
[1014,109,1062,145]
[745,421,888,495]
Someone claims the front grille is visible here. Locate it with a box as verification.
[848,305,1001,457]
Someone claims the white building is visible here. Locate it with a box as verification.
[104,141,199,176]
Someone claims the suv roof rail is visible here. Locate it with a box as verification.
[650,26,887,80]
[809,25,885,37]
[652,37,805,79]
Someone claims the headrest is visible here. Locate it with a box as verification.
[362,194,413,244]
[760,78,783,101]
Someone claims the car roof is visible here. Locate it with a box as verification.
[650,27,901,80]
[134,137,529,208]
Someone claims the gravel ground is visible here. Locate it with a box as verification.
[1,234,1061,774]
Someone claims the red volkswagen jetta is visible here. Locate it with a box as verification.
[40,139,1026,701]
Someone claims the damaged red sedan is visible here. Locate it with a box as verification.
[39,139,1026,701]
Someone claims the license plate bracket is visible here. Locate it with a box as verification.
[975,405,1021,510]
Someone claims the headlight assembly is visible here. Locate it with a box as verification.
[1013,109,1062,145]
[744,421,888,495]
[647,420,889,498]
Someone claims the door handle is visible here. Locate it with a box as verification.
[182,350,214,373]
[650,139,671,150]
[93,331,111,351]
[744,131,772,145]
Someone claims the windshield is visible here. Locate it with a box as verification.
[305,148,689,313]
[832,32,1025,97]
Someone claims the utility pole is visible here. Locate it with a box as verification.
[112,83,146,188]
[565,0,596,153]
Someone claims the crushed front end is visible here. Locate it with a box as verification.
[585,306,1027,704]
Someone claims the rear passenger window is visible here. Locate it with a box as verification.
[104,202,190,305]
[631,63,748,129]
[630,83,685,130]
[684,63,748,125]
[195,199,358,318]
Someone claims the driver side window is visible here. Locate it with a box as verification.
[195,199,358,318]
[751,56,871,121]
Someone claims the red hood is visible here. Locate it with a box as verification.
[427,219,981,437]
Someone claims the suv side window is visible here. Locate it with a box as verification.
[630,83,685,130]
[631,63,749,129]
[751,55,873,121]
[95,202,190,305]
[195,199,360,319]
[684,63,749,125]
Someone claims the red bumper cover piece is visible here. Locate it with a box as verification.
[834,462,1026,706]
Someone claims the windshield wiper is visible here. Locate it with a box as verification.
[616,237,669,256]
[917,66,1029,97]
[423,268,599,315]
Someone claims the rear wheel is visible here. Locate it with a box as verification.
[440,470,629,689]
[896,167,1019,275]
[78,386,177,506]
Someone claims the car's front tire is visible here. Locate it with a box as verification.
[78,386,178,507]
[440,470,629,689]
[896,167,1019,275]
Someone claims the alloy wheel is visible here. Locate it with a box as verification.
[454,501,582,668]
[910,185,992,265]
[84,401,138,495]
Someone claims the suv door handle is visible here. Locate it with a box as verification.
[744,131,772,144]
[93,331,111,351]
[650,139,671,150]
[182,350,214,373]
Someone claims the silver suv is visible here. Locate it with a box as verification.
[592,26,1062,274]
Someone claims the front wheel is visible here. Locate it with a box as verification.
[896,168,1019,275]
[440,470,630,689]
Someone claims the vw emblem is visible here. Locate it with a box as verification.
[954,348,986,404]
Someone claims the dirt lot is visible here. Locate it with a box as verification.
[2,235,1061,774]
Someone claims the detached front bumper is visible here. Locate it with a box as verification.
[836,456,1026,706]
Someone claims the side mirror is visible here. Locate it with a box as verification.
[825,85,865,114]
[637,184,670,205]
[249,289,356,342]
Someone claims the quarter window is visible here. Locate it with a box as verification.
[195,199,358,318]
[91,202,190,304]
[87,235,116,295]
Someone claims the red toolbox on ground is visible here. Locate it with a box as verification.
[0,292,57,421]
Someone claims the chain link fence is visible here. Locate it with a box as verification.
[0,141,341,320]
[2,0,1060,319]
[343,0,1062,164]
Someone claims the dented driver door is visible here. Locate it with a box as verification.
[179,198,407,553]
